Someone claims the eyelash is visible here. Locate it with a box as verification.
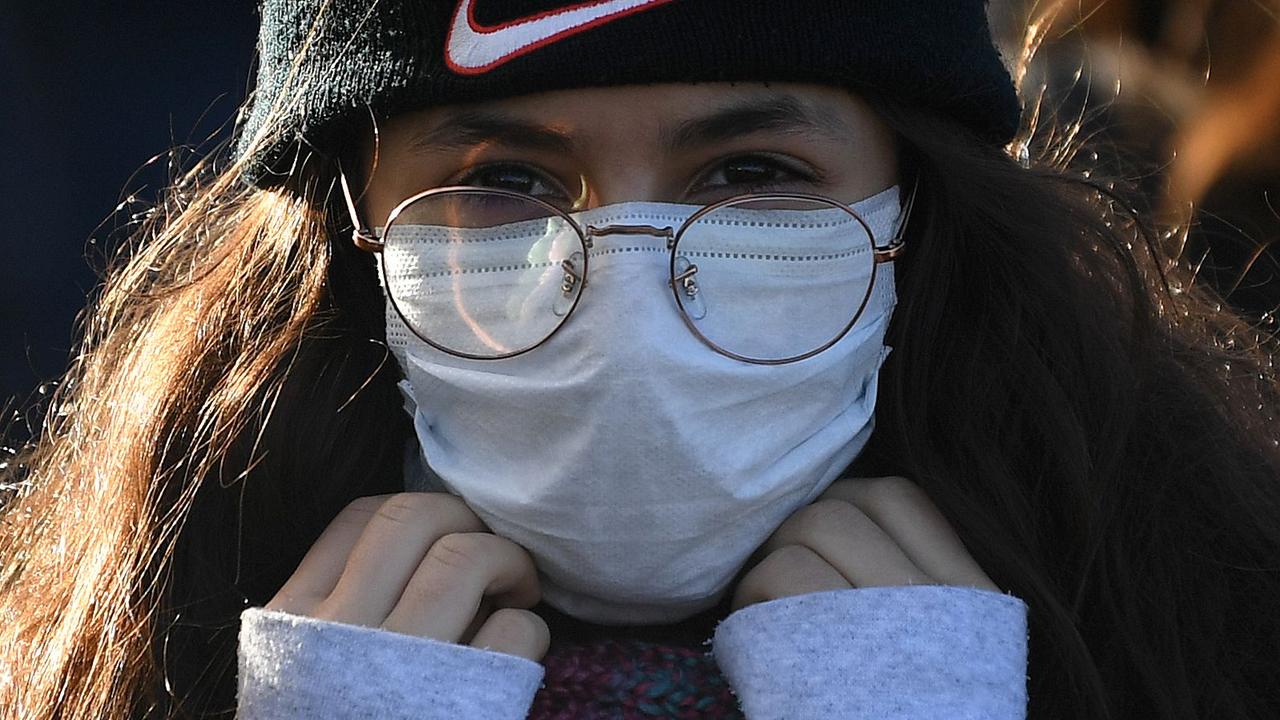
[451,162,573,200]
[686,153,821,197]
[451,154,821,203]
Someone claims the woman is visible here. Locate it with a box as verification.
[3,1,1278,718]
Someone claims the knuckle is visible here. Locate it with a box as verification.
[767,543,824,571]
[472,532,536,572]
[497,537,538,573]
[425,532,489,574]
[866,475,924,501]
[796,498,861,537]
[740,546,812,598]
[337,495,387,522]
[403,573,458,606]
[506,548,537,589]
[374,492,446,526]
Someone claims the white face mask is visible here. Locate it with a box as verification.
[387,187,901,624]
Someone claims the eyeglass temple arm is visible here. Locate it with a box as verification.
[338,166,385,253]
[874,178,919,263]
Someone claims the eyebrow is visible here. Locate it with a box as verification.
[405,95,851,156]
[663,96,852,151]
[407,110,576,154]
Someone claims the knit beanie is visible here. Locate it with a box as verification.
[235,0,1021,186]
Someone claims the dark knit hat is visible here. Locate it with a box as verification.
[235,0,1021,186]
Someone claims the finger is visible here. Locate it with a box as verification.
[316,493,488,627]
[731,545,852,611]
[469,608,551,662]
[821,477,999,591]
[459,597,496,646]
[267,494,397,615]
[763,498,934,588]
[381,532,542,643]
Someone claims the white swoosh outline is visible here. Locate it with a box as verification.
[446,0,677,75]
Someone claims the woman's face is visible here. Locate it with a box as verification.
[356,82,897,223]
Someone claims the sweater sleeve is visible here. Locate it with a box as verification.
[711,585,1028,720]
[237,607,545,720]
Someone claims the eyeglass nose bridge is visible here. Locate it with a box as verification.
[583,223,676,250]
[581,223,703,301]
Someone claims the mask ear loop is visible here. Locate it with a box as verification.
[874,177,918,262]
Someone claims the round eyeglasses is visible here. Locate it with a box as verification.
[340,172,913,365]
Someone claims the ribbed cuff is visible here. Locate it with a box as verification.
[238,607,545,720]
[712,586,1028,720]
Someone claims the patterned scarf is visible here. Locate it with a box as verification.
[530,638,743,719]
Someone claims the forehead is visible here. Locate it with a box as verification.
[376,82,884,148]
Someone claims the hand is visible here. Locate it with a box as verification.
[266,492,550,662]
[731,476,999,611]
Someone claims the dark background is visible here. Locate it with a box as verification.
[0,3,258,426]
[3,1,1278,431]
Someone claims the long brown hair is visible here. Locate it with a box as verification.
[863,97,1280,718]
[3,21,1279,720]
[0,72,412,711]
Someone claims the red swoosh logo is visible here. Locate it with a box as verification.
[446,0,677,75]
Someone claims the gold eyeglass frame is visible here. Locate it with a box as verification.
[339,170,916,365]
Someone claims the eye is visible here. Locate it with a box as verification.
[454,163,575,205]
[688,154,820,200]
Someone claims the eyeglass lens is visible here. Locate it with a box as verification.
[382,190,584,358]
[672,197,875,362]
